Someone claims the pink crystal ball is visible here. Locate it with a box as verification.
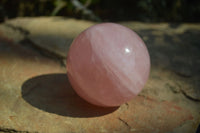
[67,23,150,107]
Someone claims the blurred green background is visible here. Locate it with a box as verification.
[0,0,200,22]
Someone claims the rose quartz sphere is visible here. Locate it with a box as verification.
[67,23,150,107]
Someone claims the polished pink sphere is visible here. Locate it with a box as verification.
[67,23,150,107]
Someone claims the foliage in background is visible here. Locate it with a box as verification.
[0,0,199,22]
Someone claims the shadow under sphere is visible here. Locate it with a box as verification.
[21,73,118,117]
